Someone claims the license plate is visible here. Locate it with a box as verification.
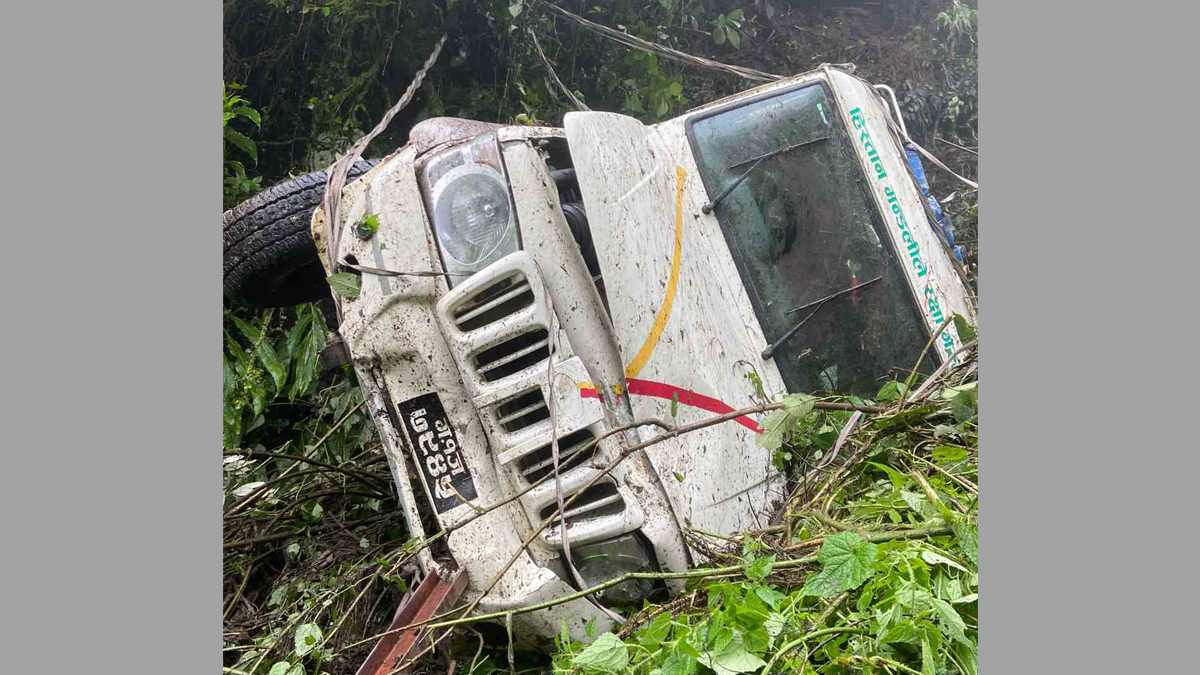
[397,393,478,514]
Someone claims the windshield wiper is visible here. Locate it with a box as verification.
[761,275,883,360]
[701,135,830,214]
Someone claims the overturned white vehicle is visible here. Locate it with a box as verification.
[224,65,975,644]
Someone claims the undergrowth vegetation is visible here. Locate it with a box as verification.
[223,2,979,674]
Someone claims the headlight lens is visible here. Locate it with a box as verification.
[432,164,514,268]
[574,533,659,605]
[420,133,519,285]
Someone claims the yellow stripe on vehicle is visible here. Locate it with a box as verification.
[624,166,687,379]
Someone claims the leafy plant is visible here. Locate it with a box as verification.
[711,8,744,49]
[223,304,327,449]
[223,82,263,207]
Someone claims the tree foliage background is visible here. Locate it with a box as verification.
[222,2,978,674]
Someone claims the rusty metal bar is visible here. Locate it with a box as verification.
[354,570,467,675]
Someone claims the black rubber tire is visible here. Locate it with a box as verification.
[223,159,382,307]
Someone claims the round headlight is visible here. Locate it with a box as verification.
[431,164,514,268]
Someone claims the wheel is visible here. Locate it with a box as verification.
[223,159,381,307]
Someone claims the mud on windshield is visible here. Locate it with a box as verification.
[687,81,932,398]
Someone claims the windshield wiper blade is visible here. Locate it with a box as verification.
[761,275,883,360]
[702,135,830,214]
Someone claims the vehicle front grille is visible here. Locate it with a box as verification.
[451,272,534,332]
[539,481,625,525]
[494,389,550,434]
[517,429,597,485]
[473,328,551,383]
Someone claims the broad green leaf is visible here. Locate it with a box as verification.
[952,314,976,344]
[754,586,785,610]
[745,555,776,582]
[268,663,304,675]
[225,128,257,162]
[294,623,323,657]
[727,26,741,48]
[696,635,766,675]
[868,461,907,489]
[952,593,978,604]
[713,25,726,45]
[327,273,361,299]
[661,651,697,675]
[930,596,970,646]
[508,2,522,18]
[931,445,969,465]
[727,9,744,22]
[756,409,789,451]
[668,81,683,97]
[232,106,261,127]
[951,391,975,423]
[802,532,878,597]
[763,612,786,637]
[572,632,629,671]
[640,612,673,651]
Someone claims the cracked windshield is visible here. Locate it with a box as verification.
[690,82,933,397]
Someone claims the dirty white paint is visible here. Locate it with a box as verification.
[566,112,790,542]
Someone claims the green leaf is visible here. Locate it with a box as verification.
[508,2,522,18]
[640,612,673,651]
[952,314,976,344]
[801,532,878,597]
[756,410,789,451]
[294,623,323,657]
[952,520,978,565]
[921,549,968,572]
[951,390,975,423]
[232,313,286,394]
[573,633,629,671]
[225,127,257,163]
[930,596,970,646]
[921,638,936,675]
[763,612,786,638]
[289,306,324,400]
[268,663,304,675]
[673,471,685,483]
[727,9,744,22]
[931,445,969,465]
[232,106,261,127]
[727,26,741,49]
[754,586,785,610]
[668,81,683,97]
[696,635,767,675]
[360,213,380,234]
[328,273,361,299]
[661,651,697,675]
[713,25,726,45]
[745,555,776,582]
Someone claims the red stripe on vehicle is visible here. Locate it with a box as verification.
[579,378,761,433]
